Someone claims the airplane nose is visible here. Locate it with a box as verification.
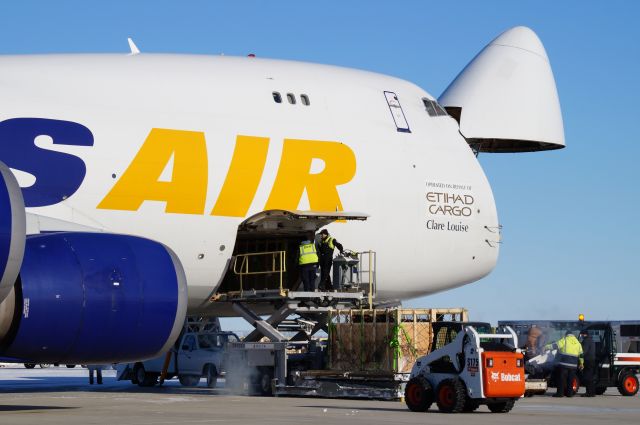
[489,26,548,60]
[439,25,564,153]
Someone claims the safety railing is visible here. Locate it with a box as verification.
[232,250,287,296]
[357,250,377,308]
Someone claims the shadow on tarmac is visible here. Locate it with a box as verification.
[0,405,77,412]
[298,404,499,414]
[298,405,406,413]
[0,376,231,396]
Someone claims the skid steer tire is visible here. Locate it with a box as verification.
[487,399,516,413]
[462,397,480,413]
[436,378,466,413]
[404,377,433,412]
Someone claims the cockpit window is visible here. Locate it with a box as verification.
[422,98,448,117]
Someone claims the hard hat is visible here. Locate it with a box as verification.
[578,314,585,322]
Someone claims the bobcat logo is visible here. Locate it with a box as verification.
[491,372,500,382]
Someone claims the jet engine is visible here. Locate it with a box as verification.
[0,162,187,364]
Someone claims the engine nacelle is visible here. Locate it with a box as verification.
[0,162,25,304]
[0,232,187,363]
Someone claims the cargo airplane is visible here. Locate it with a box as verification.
[0,26,564,364]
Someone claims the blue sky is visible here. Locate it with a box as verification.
[1,1,638,327]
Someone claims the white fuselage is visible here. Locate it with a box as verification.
[0,54,500,313]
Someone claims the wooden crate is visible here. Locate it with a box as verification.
[328,308,468,373]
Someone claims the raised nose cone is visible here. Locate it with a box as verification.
[439,26,564,153]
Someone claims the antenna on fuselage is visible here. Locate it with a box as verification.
[127,38,141,55]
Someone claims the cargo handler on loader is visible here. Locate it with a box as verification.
[404,325,525,414]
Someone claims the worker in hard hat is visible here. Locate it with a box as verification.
[317,229,344,291]
[544,331,584,397]
[579,330,597,397]
[298,234,319,292]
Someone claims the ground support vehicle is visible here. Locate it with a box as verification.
[276,370,409,399]
[404,325,525,414]
[118,327,238,388]
[221,291,381,397]
[224,341,288,396]
[578,322,640,396]
[222,289,469,399]
[508,321,640,396]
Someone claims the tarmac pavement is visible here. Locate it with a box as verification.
[0,366,638,425]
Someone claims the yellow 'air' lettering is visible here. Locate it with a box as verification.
[97,128,208,214]
[211,135,270,217]
[265,139,356,212]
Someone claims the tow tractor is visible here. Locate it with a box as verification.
[584,322,640,396]
[404,324,525,413]
[524,322,640,396]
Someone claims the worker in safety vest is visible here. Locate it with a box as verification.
[298,235,319,292]
[317,229,344,291]
[545,331,584,397]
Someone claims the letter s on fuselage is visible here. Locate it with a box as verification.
[0,54,500,311]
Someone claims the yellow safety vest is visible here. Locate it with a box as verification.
[298,242,318,265]
[324,237,335,249]
[546,335,584,368]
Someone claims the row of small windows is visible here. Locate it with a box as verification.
[422,98,448,117]
[273,92,311,106]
